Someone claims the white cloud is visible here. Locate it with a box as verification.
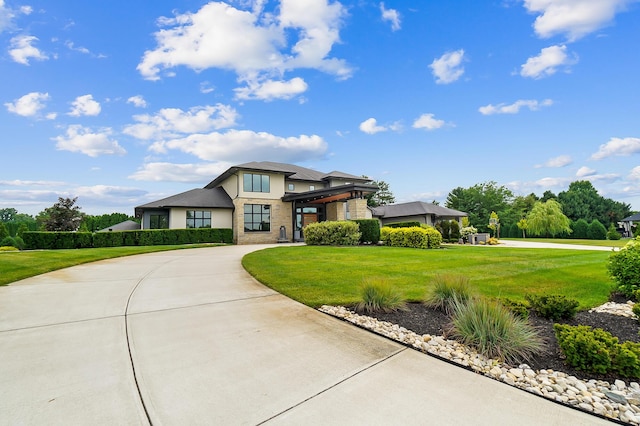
[5,91,50,117]
[591,137,640,160]
[629,166,640,181]
[359,118,387,134]
[200,81,215,94]
[479,99,553,115]
[65,40,90,55]
[53,125,126,157]
[75,185,146,199]
[576,166,597,177]
[149,129,328,163]
[234,77,308,101]
[127,95,148,108]
[520,44,577,79]
[137,1,351,91]
[69,94,101,116]
[535,155,573,168]
[412,113,445,130]
[0,179,65,187]
[123,104,239,140]
[523,0,633,41]
[380,3,401,31]
[429,49,465,84]
[1,1,32,33]
[129,162,232,182]
[8,35,48,65]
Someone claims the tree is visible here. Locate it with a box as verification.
[587,219,607,240]
[557,180,631,227]
[366,180,395,207]
[541,190,557,202]
[517,218,528,238]
[38,197,84,231]
[526,200,572,237]
[571,219,589,239]
[488,211,500,238]
[445,181,513,232]
[0,222,9,240]
[0,208,19,222]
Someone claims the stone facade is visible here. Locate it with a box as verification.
[347,198,370,220]
[232,198,293,244]
[325,201,346,221]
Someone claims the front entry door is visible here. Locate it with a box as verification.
[303,213,318,226]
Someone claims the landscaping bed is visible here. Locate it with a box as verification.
[370,297,640,384]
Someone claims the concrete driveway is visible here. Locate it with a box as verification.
[0,245,608,425]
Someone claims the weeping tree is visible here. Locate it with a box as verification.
[526,200,572,238]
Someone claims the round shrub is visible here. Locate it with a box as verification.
[303,221,361,246]
[525,294,579,321]
[633,303,640,318]
[571,219,589,239]
[607,223,622,240]
[587,219,607,240]
[0,236,17,248]
[608,237,640,299]
[352,219,380,244]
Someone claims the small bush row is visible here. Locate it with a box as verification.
[22,229,233,250]
[384,221,422,228]
[303,221,361,246]
[0,236,25,250]
[380,226,442,249]
[554,324,640,378]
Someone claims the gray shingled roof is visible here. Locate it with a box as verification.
[372,201,467,219]
[205,161,370,188]
[623,213,640,221]
[97,220,140,232]
[136,188,234,210]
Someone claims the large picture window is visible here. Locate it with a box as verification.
[186,210,211,228]
[244,204,270,232]
[149,214,168,229]
[243,173,270,193]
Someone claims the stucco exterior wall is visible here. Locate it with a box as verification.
[167,208,233,229]
[238,172,285,199]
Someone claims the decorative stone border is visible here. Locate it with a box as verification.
[319,304,640,424]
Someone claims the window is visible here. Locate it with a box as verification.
[186,210,211,228]
[243,173,270,193]
[288,183,295,191]
[309,185,315,191]
[244,204,270,232]
[149,214,168,229]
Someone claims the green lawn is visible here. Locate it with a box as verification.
[0,244,223,286]
[502,238,628,248]
[242,245,614,309]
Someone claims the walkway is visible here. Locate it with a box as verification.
[0,245,608,425]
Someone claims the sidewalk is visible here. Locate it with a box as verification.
[0,245,608,425]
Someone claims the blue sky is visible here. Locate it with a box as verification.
[1,0,639,216]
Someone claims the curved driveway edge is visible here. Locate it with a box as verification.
[0,245,608,425]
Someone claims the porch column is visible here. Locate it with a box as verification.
[347,198,369,219]
[326,201,345,221]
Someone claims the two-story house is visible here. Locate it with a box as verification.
[135,161,378,244]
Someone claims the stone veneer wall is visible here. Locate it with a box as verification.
[233,198,293,244]
[325,201,345,221]
[347,198,370,219]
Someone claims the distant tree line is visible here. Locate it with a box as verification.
[445,180,635,239]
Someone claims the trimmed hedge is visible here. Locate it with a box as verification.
[385,221,422,229]
[554,324,640,378]
[22,228,232,249]
[380,226,442,249]
[351,219,381,244]
[303,221,361,246]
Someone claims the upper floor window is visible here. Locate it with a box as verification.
[288,183,295,191]
[243,173,270,193]
[186,210,211,228]
[309,185,315,191]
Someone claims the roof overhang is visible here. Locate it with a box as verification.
[282,183,378,204]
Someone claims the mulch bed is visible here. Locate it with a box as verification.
[368,296,640,384]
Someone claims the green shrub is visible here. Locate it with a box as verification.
[0,222,9,240]
[355,278,407,314]
[352,219,381,244]
[608,237,640,298]
[449,220,461,241]
[500,298,530,320]
[525,294,579,321]
[0,236,16,248]
[554,324,640,378]
[587,219,607,240]
[424,274,472,313]
[0,245,19,251]
[487,237,499,245]
[303,221,361,246]
[380,226,442,249]
[571,219,589,239]
[421,225,443,249]
[633,303,640,318]
[385,221,422,228]
[448,297,544,364]
[607,223,622,240]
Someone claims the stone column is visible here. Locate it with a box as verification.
[347,198,369,219]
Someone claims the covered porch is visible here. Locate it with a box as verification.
[282,183,377,241]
